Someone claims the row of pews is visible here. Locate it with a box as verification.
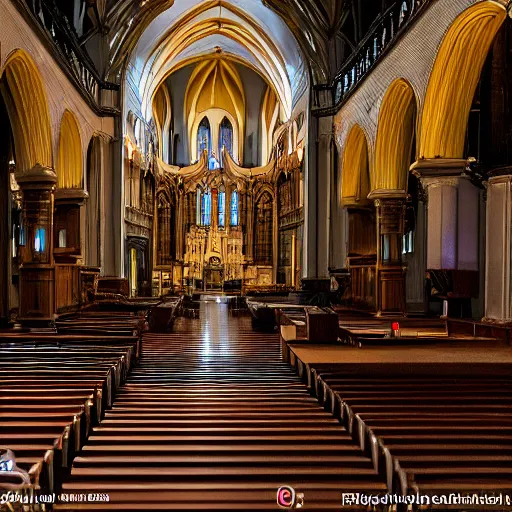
[275,302,512,509]
[52,302,389,510]
[305,363,512,502]
[0,298,183,506]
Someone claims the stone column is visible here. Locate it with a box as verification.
[411,159,479,271]
[410,159,480,312]
[484,170,512,322]
[368,189,407,316]
[302,114,332,292]
[316,116,332,279]
[16,165,57,326]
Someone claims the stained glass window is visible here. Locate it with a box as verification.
[230,189,239,226]
[196,187,201,225]
[197,117,211,161]
[201,188,212,226]
[34,228,46,253]
[219,117,233,166]
[218,188,226,228]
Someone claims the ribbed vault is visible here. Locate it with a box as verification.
[126,0,307,124]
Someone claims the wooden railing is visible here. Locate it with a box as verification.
[14,0,119,114]
[313,0,431,115]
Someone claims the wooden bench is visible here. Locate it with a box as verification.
[307,364,512,501]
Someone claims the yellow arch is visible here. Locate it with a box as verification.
[374,79,416,191]
[56,110,83,189]
[420,2,506,159]
[0,49,53,171]
[341,125,370,207]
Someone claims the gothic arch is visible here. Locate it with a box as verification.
[57,110,83,189]
[420,1,506,159]
[0,49,53,171]
[341,124,370,207]
[374,79,417,192]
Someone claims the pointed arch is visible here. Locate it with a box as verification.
[196,116,211,161]
[261,86,280,164]
[186,59,245,162]
[420,1,506,159]
[341,125,370,207]
[374,79,417,192]
[219,117,234,165]
[57,110,83,189]
[0,49,53,171]
[152,85,172,162]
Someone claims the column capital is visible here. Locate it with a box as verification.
[15,164,57,190]
[488,165,512,180]
[55,188,89,205]
[367,189,408,202]
[410,158,468,177]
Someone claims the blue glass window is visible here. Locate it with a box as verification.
[34,228,46,253]
[201,189,212,226]
[230,189,239,226]
[219,117,233,166]
[196,188,201,225]
[197,117,211,161]
[218,189,226,228]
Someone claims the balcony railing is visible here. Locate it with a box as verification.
[313,0,430,116]
[15,0,119,114]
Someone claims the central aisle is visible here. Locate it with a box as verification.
[59,302,386,510]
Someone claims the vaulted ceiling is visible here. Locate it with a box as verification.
[91,0,348,87]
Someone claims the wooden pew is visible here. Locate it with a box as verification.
[0,325,140,495]
[307,363,512,501]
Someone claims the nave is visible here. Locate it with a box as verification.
[56,302,385,510]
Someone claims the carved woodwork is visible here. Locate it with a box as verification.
[372,194,407,316]
[15,165,57,324]
[53,189,88,311]
[347,207,377,310]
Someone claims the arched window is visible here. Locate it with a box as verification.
[219,117,233,166]
[218,186,226,228]
[254,191,273,265]
[197,117,211,161]
[230,189,239,227]
[201,188,212,226]
[196,187,202,225]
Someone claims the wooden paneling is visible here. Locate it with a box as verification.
[55,264,80,311]
[19,267,55,321]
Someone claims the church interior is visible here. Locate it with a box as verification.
[2,0,512,510]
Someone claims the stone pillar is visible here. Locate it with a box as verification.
[330,151,349,270]
[16,165,57,325]
[368,189,407,316]
[410,159,480,313]
[303,114,332,278]
[316,116,332,279]
[484,170,512,322]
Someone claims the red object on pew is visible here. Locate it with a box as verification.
[391,321,400,337]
